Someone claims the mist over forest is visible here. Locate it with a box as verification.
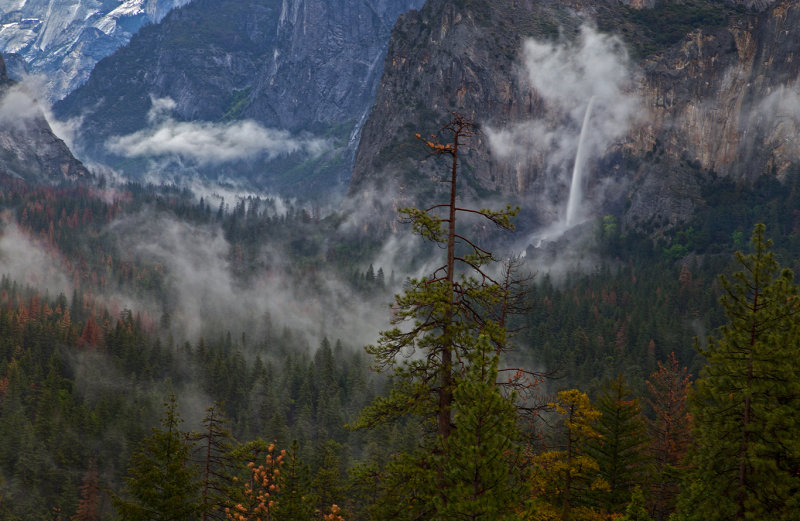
[2,0,800,519]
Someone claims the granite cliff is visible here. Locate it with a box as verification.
[54,0,425,195]
[0,0,193,102]
[349,0,800,232]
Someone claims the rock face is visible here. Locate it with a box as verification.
[349,0,800,231]
[621,0,800,227]
[54,0,425,195]
[0,0,193,101]
[0,54,89,182]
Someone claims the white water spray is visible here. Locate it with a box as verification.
[565,96,595,228]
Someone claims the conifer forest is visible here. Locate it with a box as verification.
[2,114,800,519]
[2,0,800,518]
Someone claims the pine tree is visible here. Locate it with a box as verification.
[272,440,314,521]
[192,403,236,521]
[356,114,518,437]
[113,395,201,521]
[621,487,652,521]
[585,374,649,515]
[309,441,346,517]
[353,114,522,518]
[436,336,523,521]
[676,224,800,520]
[226,442,284,521]
[72,459,100,521]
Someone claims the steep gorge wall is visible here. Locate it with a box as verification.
[350,0,800,230]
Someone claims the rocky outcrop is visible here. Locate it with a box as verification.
[0,54,89,183]
[349,0,800,230]
[0,53,26,81]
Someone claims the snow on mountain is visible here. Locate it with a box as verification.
[0,0,192,101]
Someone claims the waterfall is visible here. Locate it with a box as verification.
[565,96,595,228]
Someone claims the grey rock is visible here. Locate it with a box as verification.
[0,0,193,102]
[0,54,90,182]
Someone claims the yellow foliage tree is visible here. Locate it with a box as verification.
[527,390,608,521]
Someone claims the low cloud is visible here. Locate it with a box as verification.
[144,174,298,218]
[0,74,83,152]
[0,80,47,131]
[751,85,800,157]
[757,85,800,122]
[106,96,330,165]
[108,211,392,348]
[488,25,642,163]
[521,26,637,117]
[147,95,177,123]
[485,25,644,231]
[0,217,72,296]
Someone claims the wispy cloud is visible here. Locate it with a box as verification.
[0,82,44,130]
[488,26,642,163]
[0,217,72,296]
[0,73,84,153]
[106,96,331,165]
[750,85,800,165]
[108,210,392,348]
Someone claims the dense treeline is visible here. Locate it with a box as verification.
[0,277,401,519]
[1,169,800,519]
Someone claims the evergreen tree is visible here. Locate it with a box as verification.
[192,403,237,521]
[585,374,649,515]
[272,440,314,521]
[677,224,800,520]
[309,441,346,517]
[0,481,22,521]
[113,395,201,521]
[436,336,523,521]
[621,487,652,521]
[71,459,100,521]
[357,114,518,438]
[226,441,284,521]
[353,114,521,518]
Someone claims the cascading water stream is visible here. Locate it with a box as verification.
[565,96,595,228]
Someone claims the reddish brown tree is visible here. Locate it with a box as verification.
[78,316,104,349]
[645,352,691,520]
[72,459,100,521]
